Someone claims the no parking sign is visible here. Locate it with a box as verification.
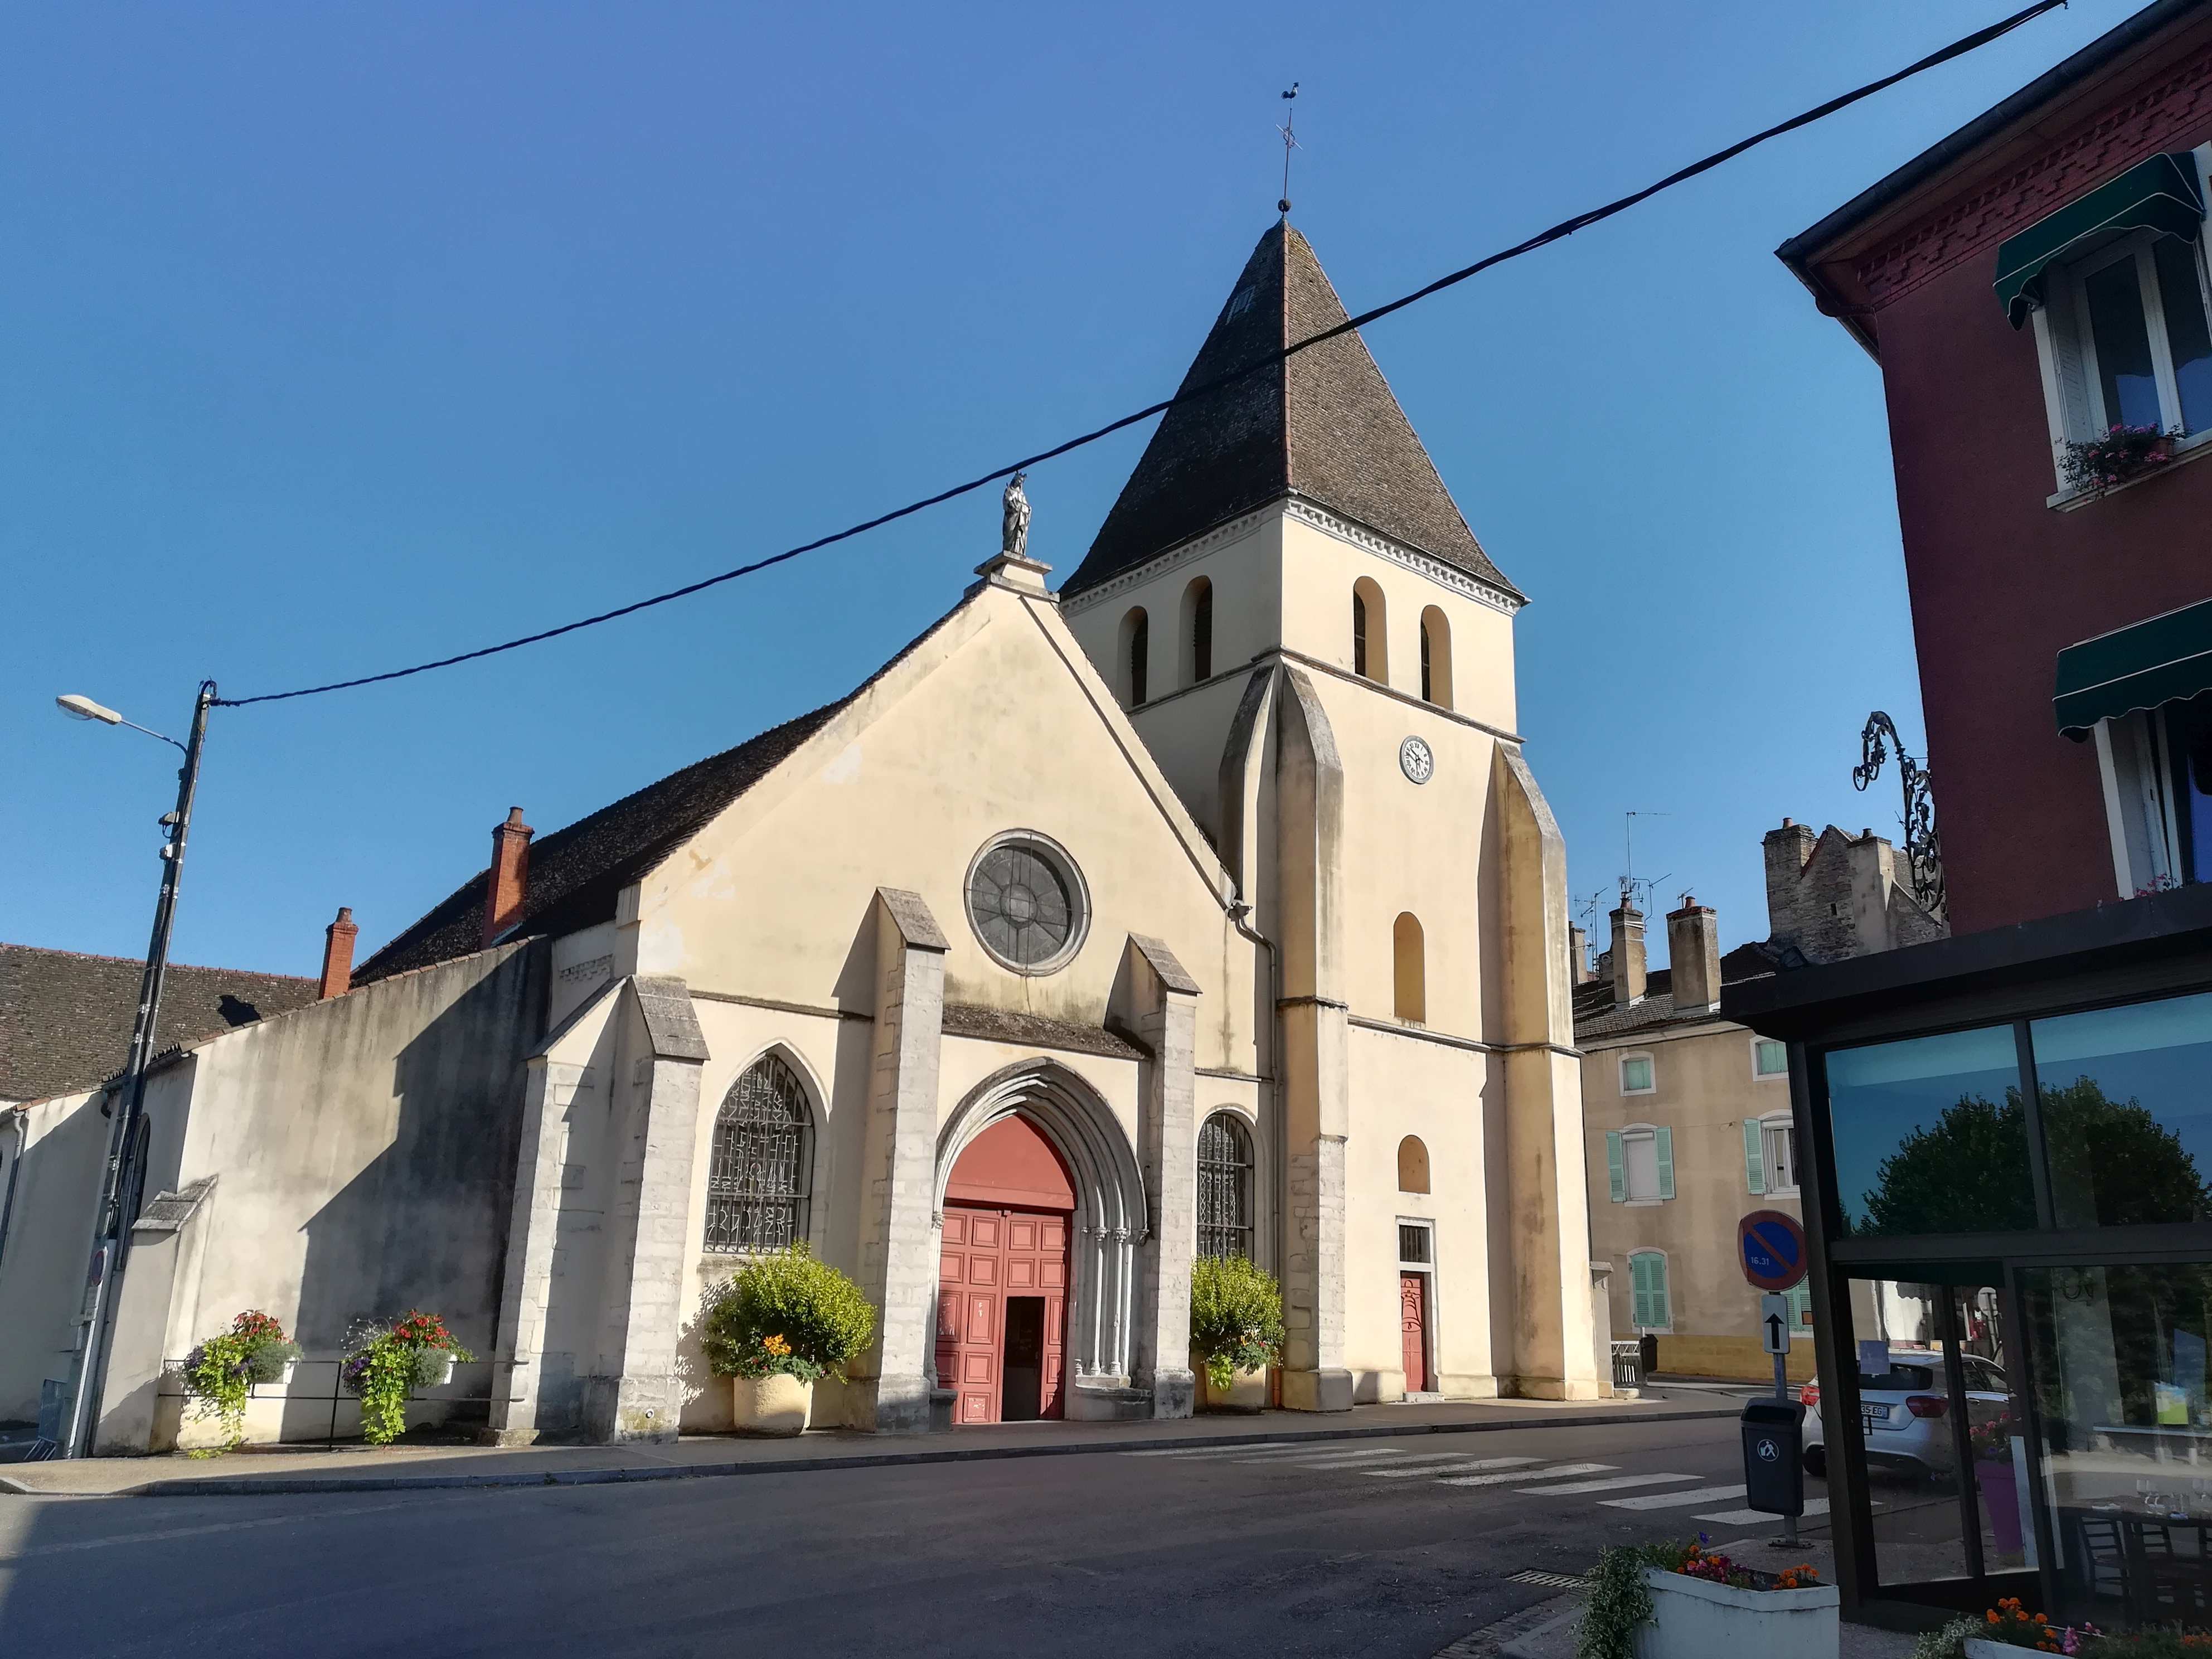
[1738,1209,1808,1292]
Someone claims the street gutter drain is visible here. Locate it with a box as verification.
[1507,1570,1587,1589]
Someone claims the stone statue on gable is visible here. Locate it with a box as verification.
[1001,471,1031,560]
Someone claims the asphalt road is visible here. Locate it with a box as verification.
[0,1414,1825,1658]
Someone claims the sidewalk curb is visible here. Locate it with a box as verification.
[2,1405,1739,1499]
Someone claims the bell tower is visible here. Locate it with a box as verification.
[1061,221,1598,1406]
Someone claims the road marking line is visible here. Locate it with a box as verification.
[1364,1457,1543,1479]
[1352,1454,1531,1477]
[1519,1473,1698,1496]
[1693,1498,1831,1525]
[1438,1462,1615,1488]
[1257,1448,1416,1467]
[1601,1485,1749,1511]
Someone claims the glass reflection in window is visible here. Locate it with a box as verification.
[2021,1262,2212,1629]
[1825,1026,2032,1236]
[2034,992,2212,1229]
[2086,256,2165,431]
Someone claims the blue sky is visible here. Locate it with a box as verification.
[0,1,2119,978]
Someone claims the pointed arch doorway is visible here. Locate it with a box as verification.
[938,1113,1074,1424]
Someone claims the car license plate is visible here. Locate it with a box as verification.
[1861,1403,1890,1428]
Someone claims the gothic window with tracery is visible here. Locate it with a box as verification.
[1197,1111,1254,1260]
[704,1054,812,1253]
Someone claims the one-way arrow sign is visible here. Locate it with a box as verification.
[1760,1292,1792,1356]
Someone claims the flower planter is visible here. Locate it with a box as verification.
[1631,1566,1839,1659]
[419,1352,458,1389]
[1966,1641,2053,1659]
[275,1358,298,1389]
[1192,1351,1267,1413]
[733,1374,813,1437]
[1975,1459,2025,1555]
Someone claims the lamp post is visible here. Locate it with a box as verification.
[51,680,216,1458]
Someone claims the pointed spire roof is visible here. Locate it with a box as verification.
[1063,222,1517,601]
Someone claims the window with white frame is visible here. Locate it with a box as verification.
[1743,1113,1797,1197]
[1619,1052,1655,1094]
[1785,1278,1813,1331]
[1753,1037,1788,1079]
[2093,694,2212,895]
[1605,1124,1673,1204]
[1628,1250,1671,1332]
[2024,148,2212,489]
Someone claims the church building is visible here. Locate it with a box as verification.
[2,222,1600,1449]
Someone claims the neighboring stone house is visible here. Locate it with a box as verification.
[0,219,1603,1451]
[1576,821,1943,1381]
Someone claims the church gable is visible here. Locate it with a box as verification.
[625,576,1245,1047]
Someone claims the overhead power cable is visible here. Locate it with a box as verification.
[216,0,2064,709]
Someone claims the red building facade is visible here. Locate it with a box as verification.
[1783,0,2212,934]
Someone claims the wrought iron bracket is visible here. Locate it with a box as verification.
[1854,711,1947,920]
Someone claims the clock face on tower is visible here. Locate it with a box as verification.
[1399,735,1434,784]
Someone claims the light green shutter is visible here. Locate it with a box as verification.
[1605,1132,1626,1202]
[1743,1119,1767,1195]
[1655,1126,1675,1200]
[1786,1280,1812,1329]
[1629,1256,1651,1327]
[1651,1255,1671,1329]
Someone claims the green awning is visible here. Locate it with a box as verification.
[2055,596,2212,739]
[1995,152,2204,328]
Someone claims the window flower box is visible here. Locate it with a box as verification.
[2061,425,2179,496]
[1631,1564,1839,1659]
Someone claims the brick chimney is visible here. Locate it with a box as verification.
[1608,892,1646,1009]
[1666,895,1720,1014]
[318,906,358,1000]
[1763,817,1817,951]
[484,807,534,946]
[1568,924,1593,986]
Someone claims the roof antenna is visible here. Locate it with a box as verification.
[1277,83,1300,217]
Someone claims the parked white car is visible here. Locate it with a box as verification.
[1800,1348,2009,1479]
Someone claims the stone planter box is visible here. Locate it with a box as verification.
[732,1374,813,1437]
[1631,1566,1838,1659]
[1193,1353,1267,1413]
[1966,1642,2053,1659]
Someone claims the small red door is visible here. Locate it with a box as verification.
[1400,1272,1430,1393]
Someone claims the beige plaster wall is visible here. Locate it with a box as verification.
[629,585,1257,1078]
[1582,1019,1806,1376]
[1342,1025,1496,1399]
[0,1088,105,1422]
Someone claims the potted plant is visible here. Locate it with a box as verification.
[2061,424,2179,495]
[341,1311,474,1446]
[1969,1408,2026,1558]
[1579,1536,1834,1659]
[1189,1254,1285,1412]
[702,1244,875,1436]
[178,1310,303,1454]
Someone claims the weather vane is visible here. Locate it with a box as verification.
[1277,83,1300,216]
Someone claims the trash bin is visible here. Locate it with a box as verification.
[1741,1397,1806,1517]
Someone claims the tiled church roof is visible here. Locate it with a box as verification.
[0,944,317,1103]
[354,702,842,984]
[1061,220,1518,601]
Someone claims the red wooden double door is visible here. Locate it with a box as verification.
[937,1205,1068,1424]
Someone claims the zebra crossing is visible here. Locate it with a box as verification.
[1120,1439,1824,1525]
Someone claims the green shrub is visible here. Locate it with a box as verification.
[341,1311,473,1446]
[702,1244,875,1382]
[1189,1254,1285,1391]
[1578,1542,1660,1659]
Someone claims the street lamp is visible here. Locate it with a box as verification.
[51,680,217,1458]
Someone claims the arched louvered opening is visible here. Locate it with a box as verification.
[1353,578,1388,685]
[704,1052,814,1253]
[1119,607,1151,707]
[1419,606,1453,709]
[1197,1111,1255,1260]
[1181,576,1214,686]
